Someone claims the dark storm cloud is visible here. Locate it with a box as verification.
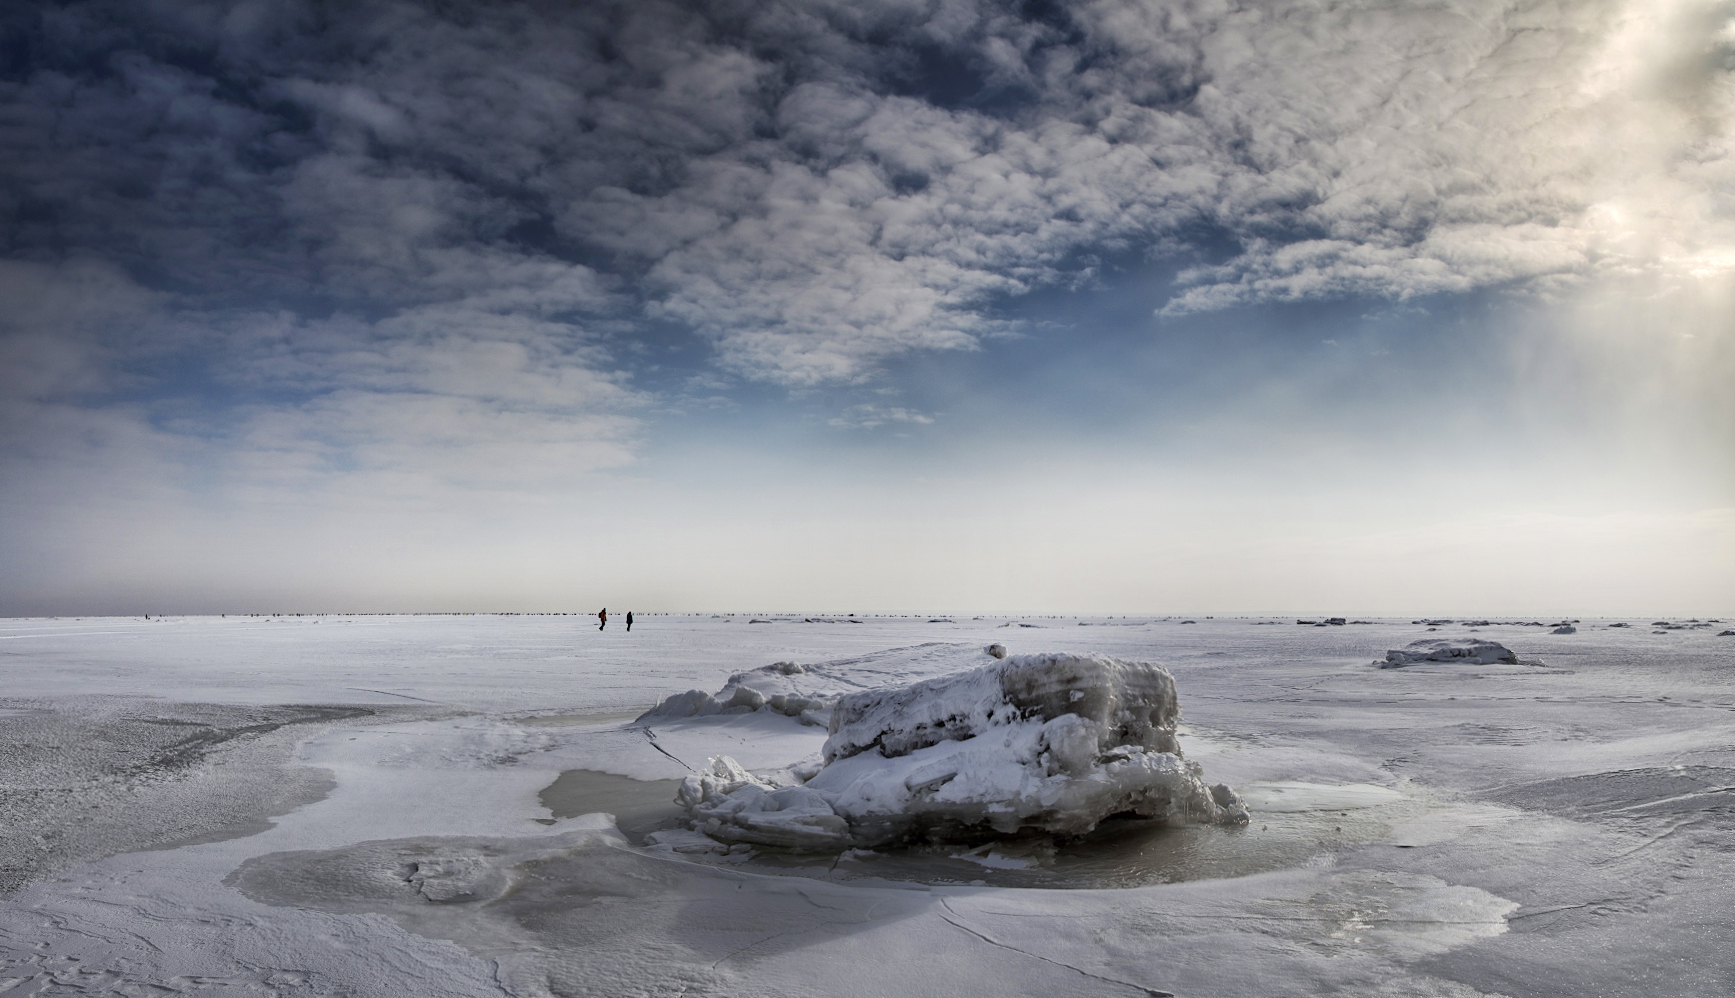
[9,1,1730,388]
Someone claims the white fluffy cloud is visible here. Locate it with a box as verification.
[1147,0,1735,312]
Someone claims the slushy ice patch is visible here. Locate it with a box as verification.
[658,653,1249,851]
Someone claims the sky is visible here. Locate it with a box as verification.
[2,0,1732,617]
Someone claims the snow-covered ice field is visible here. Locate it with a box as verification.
[2,613,1733,997]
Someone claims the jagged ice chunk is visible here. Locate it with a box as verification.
[664,652,1248,851]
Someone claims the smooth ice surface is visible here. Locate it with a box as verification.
[3,613,1735,996]
[538,770,685,844]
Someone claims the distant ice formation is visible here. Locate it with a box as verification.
[650,652,1249,852]
[1378,639,1519,668]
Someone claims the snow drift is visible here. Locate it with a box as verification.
[651,651,1249,852]
[1379,639,1519,668]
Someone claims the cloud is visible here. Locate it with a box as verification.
[4,0,1733,498]
[828,403,937,429]
[0,259,160,402]
[0,258,640,514]
[215,304,644,497]
[1146,0,1735,311]
[7,0,1733,615]
[8,0,1732,397]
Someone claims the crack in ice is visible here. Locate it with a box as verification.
[1601,788,1735,815]
[344,687,446,704]
[640,727,695,772]
[1597,818,1706,863]
[936,898,1176,998]
[708,919,848,970]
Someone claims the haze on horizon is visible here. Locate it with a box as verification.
[2,0,1732,618]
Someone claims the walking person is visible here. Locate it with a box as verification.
[598,607,607,630]
[625,611,633,632]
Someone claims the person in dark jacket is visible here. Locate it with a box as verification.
[626,611,633,632]
[597,607,607,630]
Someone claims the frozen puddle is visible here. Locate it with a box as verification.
[229,823,948,996]
[1238,781,1405,813]
[231,822,1514,997]
[535,768,1411,889]
[538,769,685,843]
[758,806,1403,889]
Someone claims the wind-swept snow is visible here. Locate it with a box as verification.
[4,615,1734,997]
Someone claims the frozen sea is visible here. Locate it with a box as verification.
[2,613,1733,997]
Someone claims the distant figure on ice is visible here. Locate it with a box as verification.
[626,611,634,632]
[598,608,607,630]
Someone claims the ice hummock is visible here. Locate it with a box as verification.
[653,652,1249,852]
[1378,638,1519,667]
[636,660,835,726]
[667,755,850,850]
[634,646,1000,729]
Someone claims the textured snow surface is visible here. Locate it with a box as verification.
[3,614,1735,997]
